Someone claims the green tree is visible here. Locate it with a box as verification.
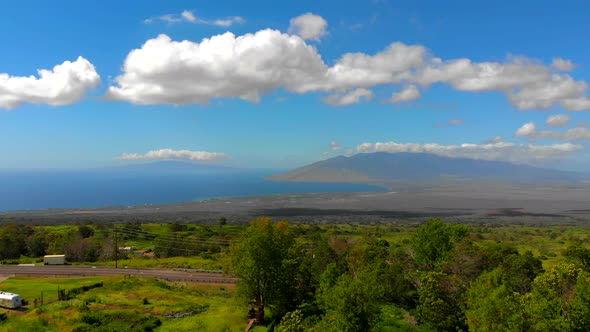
[219,217,227,227]
[231,218,298,318]
[318,269,384,332]
[412,219,466,270]
[522,262,581,332]
[416,271,466,331]
[465,268,525,332]
[78,225,94,239]
[26,230,48,257]
[500,251,543,294]
[569,271,590,331]
[276,309,305,332]
[564,245,590,271]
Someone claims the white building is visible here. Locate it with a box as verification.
[0,291,22,309]
[43,254,66,265]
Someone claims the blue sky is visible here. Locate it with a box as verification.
[1,0,590,170]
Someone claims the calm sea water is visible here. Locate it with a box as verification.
[0,170,383,211]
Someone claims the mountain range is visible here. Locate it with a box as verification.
[269,152,585,185]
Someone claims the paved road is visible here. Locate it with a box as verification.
[0,265,236,284]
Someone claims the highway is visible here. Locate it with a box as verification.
[0,265,236,284]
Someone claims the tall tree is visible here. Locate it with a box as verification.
[231,218,297,318]
[412,219,466,270]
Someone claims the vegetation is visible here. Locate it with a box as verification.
[0,276,267,332]
[231,219,590,331]
[3,219,590,330]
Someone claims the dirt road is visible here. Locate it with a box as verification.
[0,265,236,284]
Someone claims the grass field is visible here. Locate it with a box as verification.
[0,276,265,332]
[0,276,107,305]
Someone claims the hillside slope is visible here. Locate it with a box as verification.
[269,152,582,184]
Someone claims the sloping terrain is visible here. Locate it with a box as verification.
[270,152,583,184]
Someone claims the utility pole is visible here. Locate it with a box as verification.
[114,226,118,269]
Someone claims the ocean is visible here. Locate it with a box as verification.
[0,169,383,211]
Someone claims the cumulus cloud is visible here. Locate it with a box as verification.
[144,10,245,27]
[288,13,328,41]
[106,31,326,104]
[117,149,226,161]
[106,31,425,105]
[552,57,575,71]
[0,57,100,109]
[507,75,587,110]
[106,27,590,110]
[563,127,590,140]
[514,120,590,141]
[390,85,421,103]
[546,114,570,127]
[561,97,590,111]
[324,88,373,106]
[356,140,582,164]
[416,57,590,110]
[515,122,537,137]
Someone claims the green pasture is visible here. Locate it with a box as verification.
[0,276,107,304]
[0,276,263,332]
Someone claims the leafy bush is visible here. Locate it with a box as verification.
[74,311,161,332]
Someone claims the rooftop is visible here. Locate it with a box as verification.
[0,291,20,299]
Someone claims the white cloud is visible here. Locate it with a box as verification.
[514,120,590,141]
[391,85,421,103]
[117,149,226,161]
[356,140,582,163]
[561,97,590,111]
[515,122,537,137]
[552,57,575,71]
[213,16,246,27]
[416,57,590,110]
[415,57,550,92]
[324,88,373,106]
[0,57,100,109]
[288,13,328,41]
[107,28,590,110]
[507,75,587,110]
[323,141,344,156]
[448,119,464,125]
[563,127,590,140]
[145,10,245,27]
[318,43,426,92]
[483,136,504,144]
[330,141,342,151]
[181,10,197,23]
[106,31,327,104]
[546,114,570,127]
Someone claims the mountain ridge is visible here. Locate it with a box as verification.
[269,152,584,185]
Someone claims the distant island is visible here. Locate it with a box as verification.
[269,152,585,186]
